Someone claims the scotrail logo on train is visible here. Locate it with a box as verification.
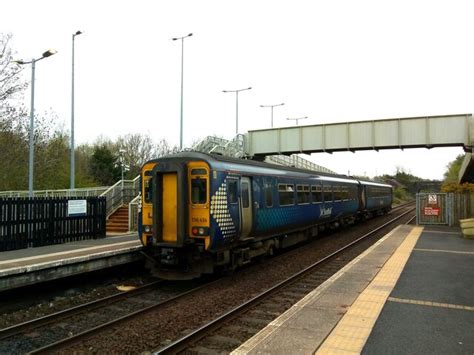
[320,207,332,218]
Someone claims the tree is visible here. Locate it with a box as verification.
[443,154,465,182]
[441,154,474,193]
[116,133,157,178]
[117,134,179,178]
[0,34,26,105]
[0,33,29,190]
[89,144,121,186]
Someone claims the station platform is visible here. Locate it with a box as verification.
[0,234,143,292]
[232,224,474,354]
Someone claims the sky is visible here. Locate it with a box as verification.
[2,0,472,180]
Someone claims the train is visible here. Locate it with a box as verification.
[138,152,392,279]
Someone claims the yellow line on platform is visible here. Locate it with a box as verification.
[388,297,474,311]
[316,226,424,355]
[413,248,474,255]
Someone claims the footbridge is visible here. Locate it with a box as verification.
[244,113,474,183]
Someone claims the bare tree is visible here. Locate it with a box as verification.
[116,134,179,178]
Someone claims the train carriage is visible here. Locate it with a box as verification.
[139,152,392,279]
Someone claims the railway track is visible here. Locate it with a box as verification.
[157,203,415,354]
[0,279,211,354]
[0,202,414,353]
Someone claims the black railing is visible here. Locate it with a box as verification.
[0,197,106,251]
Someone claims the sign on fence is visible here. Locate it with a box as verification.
[428,194,438,205]
[68,199,87,216]
[423,206,440,216]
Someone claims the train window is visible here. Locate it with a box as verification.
[191,168,207,175]
[341,186,348,200]
[349,186,358,200]
[297,185,310,204]
[311,185,322,203]
[144,178,152,203]
[191,178,207,204]
[333,186,341,201]
[265,183,273,207]
[241,182,250,208]
[278,184,295,206]
[228,180,238,204]
[323,185,332,202]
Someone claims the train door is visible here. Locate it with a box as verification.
[240,177,253,238]
[162,173,178,242]
[358,182,366,211]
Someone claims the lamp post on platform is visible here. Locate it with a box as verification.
[287,116,308,126]
[223,87,252,135]
[71,30,82,190]
[260,103,284,128]
[14,49,57,197]
[172,33,193,150]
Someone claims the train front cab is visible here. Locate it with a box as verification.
[140,159,213,278]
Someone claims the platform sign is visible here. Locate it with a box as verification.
[423,206,440,216]
[68,199,87,216]
[428,194,438,205]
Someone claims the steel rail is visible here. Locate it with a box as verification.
[0,280,163,341]
[27,277,225,354]
[156,205,415,354]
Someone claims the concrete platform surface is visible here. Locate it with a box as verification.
[0,234,143,292]
[232,225,474,354]
[363,226,474,354]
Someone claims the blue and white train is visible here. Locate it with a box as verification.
[139,152,392,279]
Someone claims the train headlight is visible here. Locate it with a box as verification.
[192,227,208,236]
[144,225,152,233]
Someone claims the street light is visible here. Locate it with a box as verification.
[287,116,308,126]
[71,30,82,190]
[14,49,57,197]
[260,103,284,128]
[172,33,193,150]
[223,87,252,135]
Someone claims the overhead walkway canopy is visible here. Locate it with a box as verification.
[245,113,473,156]
[244,113,474,183]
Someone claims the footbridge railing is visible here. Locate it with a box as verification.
[0,186,110,198]
[100,175,140,218]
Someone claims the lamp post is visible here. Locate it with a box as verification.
[172,33,193,150]
[287,116,308,126]
[71,30,82,190]
[14,49,57,197]
[223,87,252,135]
[260,103,284,128]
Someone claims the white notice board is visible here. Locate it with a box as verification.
[68,200,87,216]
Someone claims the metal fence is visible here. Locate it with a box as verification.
[100,176,140,218]
[0,197,106,251]
[416,192,473,226]
[0,186,110,198]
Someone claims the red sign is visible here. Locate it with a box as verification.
[424,206,440,216]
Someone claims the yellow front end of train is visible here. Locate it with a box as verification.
[139,159,213,278]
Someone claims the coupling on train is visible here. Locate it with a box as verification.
[138,152,392,279]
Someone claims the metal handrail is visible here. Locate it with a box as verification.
[128,194,141,231]
[100,176,140,218]
[0,186,110,198]
[267,154,336,174]
[191,135,334,173]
